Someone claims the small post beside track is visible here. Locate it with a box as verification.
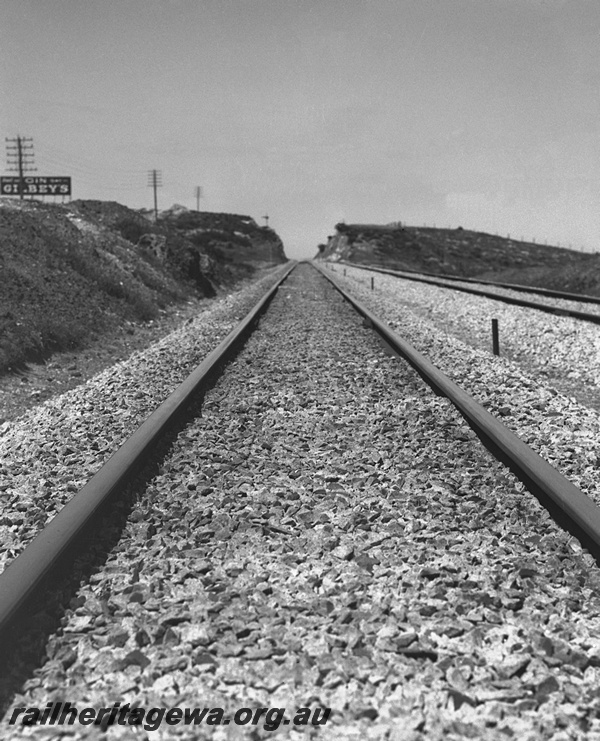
[492,318,500,356]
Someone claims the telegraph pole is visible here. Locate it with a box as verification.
[5,135,35,200]
[195,186,203,211]
[147,169,162,220]
[263,214,269,228]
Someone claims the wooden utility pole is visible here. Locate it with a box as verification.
[147,169,162,220]
[195,186,203,211]
[263,214,269,228]
[5,135,35,200]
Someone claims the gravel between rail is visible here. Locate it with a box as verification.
[4,264,600,739]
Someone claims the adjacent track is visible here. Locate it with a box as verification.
[412,268,600,305]
[335,260,600,324]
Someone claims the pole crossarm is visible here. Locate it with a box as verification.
[5,136,35,200]
[147,169,162,220]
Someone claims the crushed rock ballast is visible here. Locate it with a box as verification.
[3,264,600,740]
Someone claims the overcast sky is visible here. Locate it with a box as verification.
[1,0,600,259]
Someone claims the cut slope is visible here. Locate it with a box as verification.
[318,223,600,296]
[0,198,193,372]
[0,199,288,373]
[159,205,287,272]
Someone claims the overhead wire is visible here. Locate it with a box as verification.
[40,142,148,176]
[10,140,194,200]
[35,149,148,193]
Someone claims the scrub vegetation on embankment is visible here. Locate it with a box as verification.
[0,198,287,374]
[318,223,600,296]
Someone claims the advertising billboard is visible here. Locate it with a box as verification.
[0,176,71,196]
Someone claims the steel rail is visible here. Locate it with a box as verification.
[339,260,600,305]
[334,261,600,324]
[0,262,296,637]
[412,269,600,305]
[314,261,600,549]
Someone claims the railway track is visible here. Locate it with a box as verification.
[336,261,600,324]
[2,262,600,738]
[414,270,600,305]
[348,262,600,306]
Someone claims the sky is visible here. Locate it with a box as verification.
[1,0,600,260]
